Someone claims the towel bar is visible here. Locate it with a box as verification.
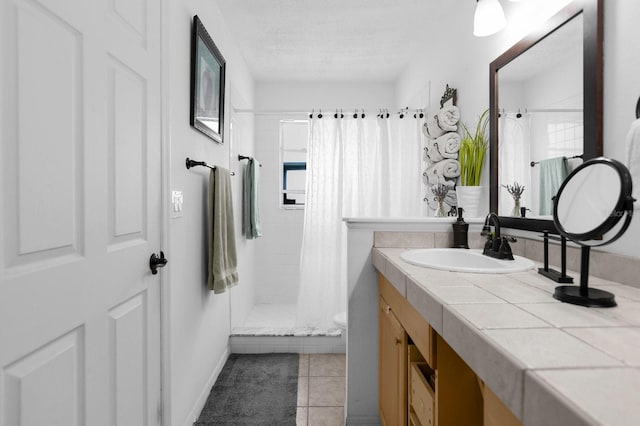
[185,157,235,175]
[530,154,582,167]
[238,155,262,166]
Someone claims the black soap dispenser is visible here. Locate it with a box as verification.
[452,207,469,249]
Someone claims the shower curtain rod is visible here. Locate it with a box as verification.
[233,107,425,116]
[500,107,583,114]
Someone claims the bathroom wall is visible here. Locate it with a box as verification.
[523,54,583,215]
[601,0,640,257]
[252,82,395,305]
[397,0,640,258]
[166,0,255,424]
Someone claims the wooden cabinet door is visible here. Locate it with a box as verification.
[379,296,408,426]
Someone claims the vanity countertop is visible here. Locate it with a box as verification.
[373,247,640,426]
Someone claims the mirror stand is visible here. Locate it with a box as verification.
[551,157,634,309]
[538,232,574,283]
[553,246,616,307]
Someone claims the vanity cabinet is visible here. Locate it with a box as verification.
[379,274,484,426]
[379,295,407,426]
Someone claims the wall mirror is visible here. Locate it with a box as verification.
[489,0,603,233]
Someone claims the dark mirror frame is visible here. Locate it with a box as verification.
[489,0,603,233]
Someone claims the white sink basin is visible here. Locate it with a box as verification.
[400,248,534,274]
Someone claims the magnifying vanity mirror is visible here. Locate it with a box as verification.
[552,157,635,307]
[490,0,603,233]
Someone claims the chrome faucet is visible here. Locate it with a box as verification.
[481,213,515,260]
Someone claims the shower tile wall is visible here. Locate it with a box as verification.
[254,115,305,305]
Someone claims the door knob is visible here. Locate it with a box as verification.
[149,251,168,274]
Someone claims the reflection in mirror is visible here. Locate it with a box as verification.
[498,14,583,218]
[555,162,619,235]
[554,157,635,246]
[489,0,603,233]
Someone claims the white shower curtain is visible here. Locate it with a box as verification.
[498,114,532,215]
[296,116,424,330]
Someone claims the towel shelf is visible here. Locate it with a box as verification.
[238,155,262,166]
[185,157,235,175]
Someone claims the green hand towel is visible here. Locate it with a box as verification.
[243,159,262,239]
[208,167,239,293]
[539,156,569,215]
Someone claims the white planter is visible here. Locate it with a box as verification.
[456,186,483,218]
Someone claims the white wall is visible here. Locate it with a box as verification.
[166,1,254,425]
[396,0,574,216]
[397,0,640,257]
[601,0,640,256]
[253,82,395,305]
[228,87,257,330]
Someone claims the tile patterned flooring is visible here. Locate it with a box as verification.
[297,354,346,426]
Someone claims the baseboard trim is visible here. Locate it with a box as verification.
[183,346,230,426]
[346,414,381,425]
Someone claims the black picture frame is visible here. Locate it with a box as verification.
[191,15,226,144]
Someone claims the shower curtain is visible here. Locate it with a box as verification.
[498,114,532,216]
[296,115,424,330]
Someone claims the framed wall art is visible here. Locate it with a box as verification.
[191,15,226,143]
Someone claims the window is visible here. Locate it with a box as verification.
[280,120,308,208]
[547,117,583,158]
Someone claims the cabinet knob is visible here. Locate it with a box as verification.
[386,306,391,314]
[395,337,402,345]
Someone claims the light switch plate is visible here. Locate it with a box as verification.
[171,190,183,218]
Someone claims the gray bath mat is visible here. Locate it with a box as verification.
[195,353,299,425]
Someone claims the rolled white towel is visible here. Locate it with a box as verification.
[425,138,444,163]
[438,158,461,179]
[436,132,461,159]
[438,105,460,129]
[423,116,446,139]
[423,159,461,186]
[625,118,640,204]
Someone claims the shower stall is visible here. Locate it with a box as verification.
[229,115,345,354]
[229,108,426,353]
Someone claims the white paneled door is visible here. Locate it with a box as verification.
[0,0,163,425]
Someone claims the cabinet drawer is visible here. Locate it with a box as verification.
[409,362,435,426]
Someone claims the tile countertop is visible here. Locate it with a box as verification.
[372,247,640,426]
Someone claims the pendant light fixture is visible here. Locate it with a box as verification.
[473,0,507,37]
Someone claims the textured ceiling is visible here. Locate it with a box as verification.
[215,0,437,82]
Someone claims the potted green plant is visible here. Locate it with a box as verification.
[456,108,489,217]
